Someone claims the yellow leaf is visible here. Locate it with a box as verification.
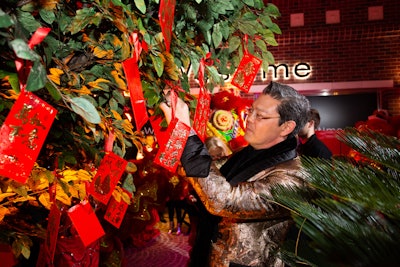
[77,169,93,181]
[48,68,64,85]
[111,110,123,120]
[93,47,114,59]
[13,196,36,203]
[68,185,79,199]
[87,78,110,89]
[0,206,11,222]
[164,52,179,81]
[0,89,19,100]
[56,185,72,206]
[121,34,131,60]
[112,189,121,202]
[38,193,52,210]
[111,70,127,90]
[82,33,93,43]
[113,35,122,48]
[121,119,134,134]
[121,191,132,205]
[71,85,91,95]
[0,192,15,202]
[73,183,87,200]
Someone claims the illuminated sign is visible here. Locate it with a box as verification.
[261,62,312,80]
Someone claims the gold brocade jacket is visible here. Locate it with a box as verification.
[188,157,305,267]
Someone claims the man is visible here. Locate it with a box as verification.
[160,82,310,267]
[297,108,332,159]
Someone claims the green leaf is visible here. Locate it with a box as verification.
[219,20,230,40]
[212,23,223,48]
[228,36,241,53]
[265,3,281,18]
[109,98,118,111]
[10,39,40,61]
[39,9,55,24]
[242,12,257,21]
[264,36,278,46]
[26,61,47,91]
[269,22,282,34]
[0,70,20,92]
[122,173,136,193]
[206,65,223,85]
[259,13,273,28]
[17,10,40,32]
[242,0,255,7]
[67,7,97,35]
[0,10,14,28]
[134,0,147,14]
[150,53,164,77]
[45,82,62,101]
[70,97,101,124]
[255,39,267,52]
[262,50,275,65]
[112,90,126,105]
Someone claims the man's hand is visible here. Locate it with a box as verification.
[159,96,191,126]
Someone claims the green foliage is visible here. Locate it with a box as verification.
[0,0,282,261]
[0,0,281,169]
[267,128,400,267]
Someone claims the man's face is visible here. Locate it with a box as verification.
[244,94,289,150]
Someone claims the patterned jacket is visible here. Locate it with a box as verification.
[181,136,306,266]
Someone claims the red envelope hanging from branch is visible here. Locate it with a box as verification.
[149,115,169,146]
[231,36,262,93]
[154,117,190,173]
[88,152,128,205]
[159,0,176,52]
[67,200,105,247]
[122,57,149,131]
[193,54,212,141]
[104,189,132,229]
[193,88,211,142]
[0,91,57,183]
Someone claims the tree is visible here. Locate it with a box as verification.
[268,128,400,267]
[0,0,281,262]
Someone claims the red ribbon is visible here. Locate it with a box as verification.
[129,32,142,62]
[164,80,185,121]
[198,52,213,89]
[122,57,149,131]
[159,0,176,52]
[15,27,51,91]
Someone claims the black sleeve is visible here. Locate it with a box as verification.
[180,135,212,177]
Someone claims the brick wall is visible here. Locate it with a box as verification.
[260,0,400,114]
[189,1,400,116]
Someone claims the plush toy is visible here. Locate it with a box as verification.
[207,90,253,152]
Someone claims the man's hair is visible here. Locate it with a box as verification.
[262,82,310,139]
[308,108,321,129]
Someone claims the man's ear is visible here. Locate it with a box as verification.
[281,120,296,136]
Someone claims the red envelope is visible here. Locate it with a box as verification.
[104,189,132,229]
[87,152,128,205]
[154,117,190,172]
[67,200,105,247]
[0,91,57,183]
[193,88,211,142]
[231,52,262,93]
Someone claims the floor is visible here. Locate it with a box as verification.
[124,218,192,267]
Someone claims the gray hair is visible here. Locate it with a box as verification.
[262,82,310,139]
